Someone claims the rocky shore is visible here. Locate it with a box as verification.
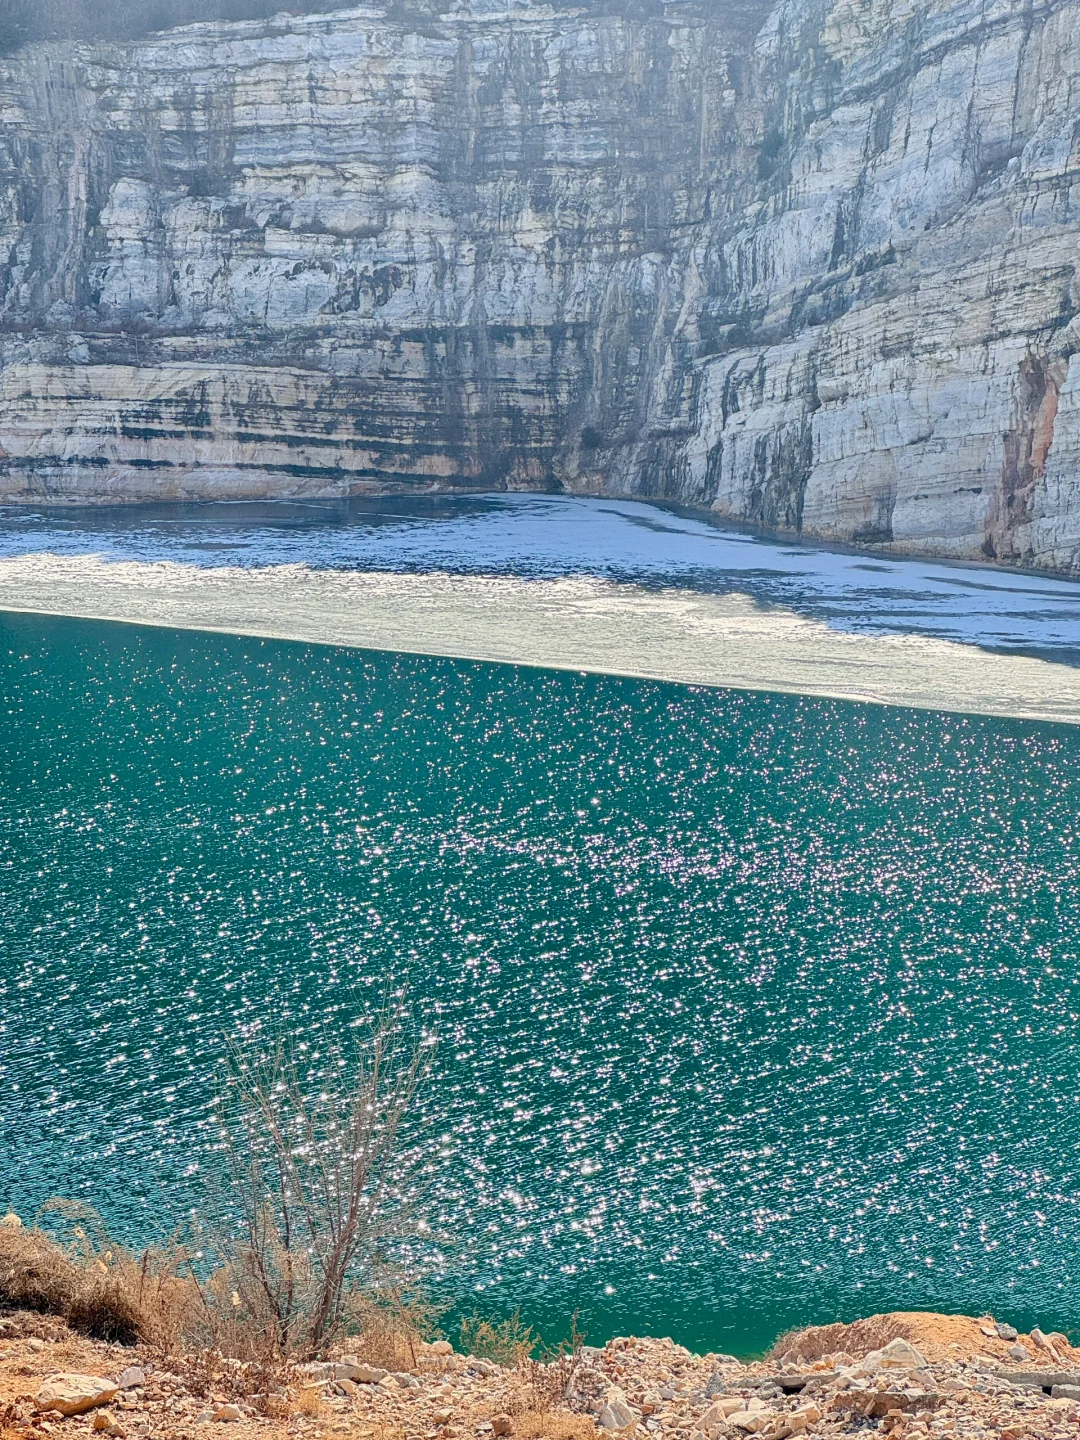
[1,1312,1078,1440]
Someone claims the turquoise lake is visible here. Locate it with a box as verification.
[3,600,1080,1353]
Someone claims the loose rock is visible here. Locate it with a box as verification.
[93,1409,127,1436]
[35,1374,119,1417]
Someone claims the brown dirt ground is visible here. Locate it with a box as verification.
[0,1312,594,1440]
[3,1309,1079,1440]
[771,1311,1080,1367]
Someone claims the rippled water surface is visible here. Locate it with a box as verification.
[2,611,1080,1354]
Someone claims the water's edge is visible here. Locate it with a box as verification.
[4,555,1080,724]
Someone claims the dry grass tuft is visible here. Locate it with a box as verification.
[343,1291,444,1372]
[769,1314,920,1362]
[0,1219,199,1350]
[0,1224,141,1344]
[294,1386,326,1419]
[0,1225,80,1314]
[514,1412,598,1440]
[349,1321,418,1373]
[509,1315,586,1415]
[460,1312,537,1367]
[354,1423,401,1440]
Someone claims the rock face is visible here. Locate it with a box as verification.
[4,0,1080,572]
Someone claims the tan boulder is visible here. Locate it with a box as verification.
[727,1413,768,1433]
[36,1375,119,1417]
[596,1388,638,1432]
[1030,1328,1061,1360]
[93,1410,127,1436]
[788,1404,822,1433]
[335,1358,385,1383]
[701,1399,744,1425]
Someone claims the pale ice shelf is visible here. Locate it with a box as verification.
[3,496,1080,653]
[3,495,1080,724]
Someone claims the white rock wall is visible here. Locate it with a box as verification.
[661,0,1080,571]
[3,0,1080,572]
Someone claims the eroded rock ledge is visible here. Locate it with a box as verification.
[4,0,1080,573]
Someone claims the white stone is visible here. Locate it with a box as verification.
[335,1361,386,1383]
[596,1388,638,1432]
[35,1375,119,1417]
[727,1413,769,1433]
[861,1338,929,1372]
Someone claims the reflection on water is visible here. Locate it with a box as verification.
[2,613,1080,1355]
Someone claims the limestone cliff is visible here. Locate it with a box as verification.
[2,0,1080,572]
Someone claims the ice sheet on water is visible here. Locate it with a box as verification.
[2,493,1080,659]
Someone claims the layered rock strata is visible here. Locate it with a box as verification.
[3,0,1080,572]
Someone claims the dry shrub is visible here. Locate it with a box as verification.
[0,1224,84,1316]
[511,1314,586,1414]
[769,1314,922,1362]
[294,1386,326,1419]
[347,1311,418,1372]
[515,1412,597,1440]
[166,1349,222,1400]
[512,1358,574,1415]
[344,1290,445,1372]
[161,1349,294,1407]
[0,1222,142,1344]
[0,1213,435,1369]
[205,1007,431,1360]
[460,1311,538,1367]
[0,1210,200,1350]
[64,1276,146,1346]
